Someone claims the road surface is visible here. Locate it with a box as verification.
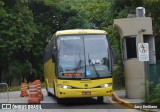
[0,89,141,112]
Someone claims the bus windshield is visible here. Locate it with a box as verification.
[57,35,111,79]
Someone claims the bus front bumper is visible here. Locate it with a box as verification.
[57,87,112,98]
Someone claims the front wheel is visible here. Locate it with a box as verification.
[46,87,52,96]
[57,98,63,104]
[46,82,52,96]
[97,96,104,103]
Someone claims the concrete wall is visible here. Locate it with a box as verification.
[114,17,153,98]
[124,59,145,98]
[114,17,153,38]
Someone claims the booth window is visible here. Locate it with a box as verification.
[125,37,137,59]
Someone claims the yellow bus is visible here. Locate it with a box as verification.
[44,29,112,103]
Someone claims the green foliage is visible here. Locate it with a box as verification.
[1,0,160,88]
[146,82,160,106]
[146,1,160,60]
[0,0,36,62]
[0,0,38,84]
[104,26,121,59]
[0,0,96,85]
[8,86,21,92]
[112,61,125,90]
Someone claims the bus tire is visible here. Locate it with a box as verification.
[53,84,56,97]
[57,98,63,104]
[46,87,52,96]
[48,91,52,96]
[46,82,52,96]
[97,96,104,103]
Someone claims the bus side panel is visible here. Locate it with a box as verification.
[44,59,55,94]
[44,62,48,87]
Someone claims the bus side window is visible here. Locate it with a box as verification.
[52,47,57,62]
[51,36,56,62]
[44,45,50,62]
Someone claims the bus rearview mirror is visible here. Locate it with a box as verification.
[52,54,55,63]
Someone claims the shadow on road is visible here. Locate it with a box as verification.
[44,94,119,109]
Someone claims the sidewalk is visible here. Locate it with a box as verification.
[113,90,160,112]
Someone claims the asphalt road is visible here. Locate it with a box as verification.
[0,89,141,112]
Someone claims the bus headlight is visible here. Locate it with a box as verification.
[100,83,112,88]
[59,84,72,89]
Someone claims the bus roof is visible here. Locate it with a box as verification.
[55,29,107,36]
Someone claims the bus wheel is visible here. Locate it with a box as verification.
[57,98,63,104]
[97,96,104,103]
[53,84,56,96]
[46,86,52,96]
[47,91,52,96]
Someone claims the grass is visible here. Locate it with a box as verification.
[113,85,125,90]
[41,82,46,88]
[2,82,46,92]
[8,86,21,92]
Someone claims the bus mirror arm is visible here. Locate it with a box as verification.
[52,46,57,62]
[52,54,55,63]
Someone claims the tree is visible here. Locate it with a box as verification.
[1,0,160,86]
[0,0,37,84]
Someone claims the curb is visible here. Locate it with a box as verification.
[112,92,134,109]
[112,92,159,112]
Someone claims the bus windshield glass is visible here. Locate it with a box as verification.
[57,35,111,79]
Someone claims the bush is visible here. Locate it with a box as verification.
[112,61,125,90]
[146,82,160,106]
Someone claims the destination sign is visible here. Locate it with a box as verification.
[60,36,80,40]
[62,73,82,76]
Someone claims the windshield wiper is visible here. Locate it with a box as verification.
[72,59,82,78]
[74,53,83,73]
[92,64,100,77]
[74,59,82,73]
[88,54,100,77]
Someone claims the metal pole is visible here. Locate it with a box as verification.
[0,83,9,103]
[144,61,149,102]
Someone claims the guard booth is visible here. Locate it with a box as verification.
[113,7,156,98]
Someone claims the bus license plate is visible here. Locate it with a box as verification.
[82,91,91,95]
